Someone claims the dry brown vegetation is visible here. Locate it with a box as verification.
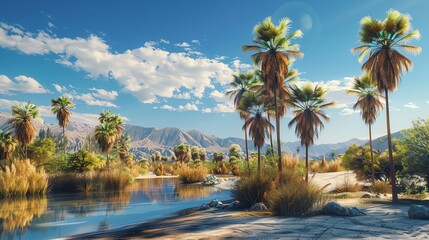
[177,164,208,184]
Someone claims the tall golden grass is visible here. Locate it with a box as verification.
[177,164,208,184]
[371,181,391,194]
[0,159,48,198]
[282,153,300,171]
[310,158,344,173]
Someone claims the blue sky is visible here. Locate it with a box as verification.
[0,0,428,144]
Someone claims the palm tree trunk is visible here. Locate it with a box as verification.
[244,121,249,170]
[369,124,375,183]
[25,145,28,159]
[305,144,309,183]
[384,90,398,203]
[63,126,66,155]
[273,83,282,173]
[257,146,261,175]
[106,151,109,170]
[267,115,274,155]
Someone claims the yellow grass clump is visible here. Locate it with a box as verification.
[0,159,48,198]
[282,153,300,172]
[0,196,47,232]
[178,164,208,184]
[371,181,391,194]
[310,158,344,173]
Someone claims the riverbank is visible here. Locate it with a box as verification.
[68,198,429,239]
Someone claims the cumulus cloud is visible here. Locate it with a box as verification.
[0,22,234,103]
[231,59,252,72]
[339,108,359,116]
[159,103,198,112]
[175,42,190,47]
[0,98,100,125]
[53,84,118,107]
[0,75,48,94]
[172,92,191,99]
[404,102,419,109]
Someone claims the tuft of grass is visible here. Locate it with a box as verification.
[282,153,300,172]
[178,164,208,184]
[371,181,391,194]
[326,159,344,172]
[310,159,344,173]
[214,161,229,175]
[268,177,326,217]
[102,171,130,191]
[232,169,276,209]
[0,159,48,198]
[335,183,362,193]
[321,157,329,169]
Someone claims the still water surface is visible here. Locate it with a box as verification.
[0,178,230,240]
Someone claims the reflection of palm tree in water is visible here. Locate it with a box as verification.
[98,207,110,231]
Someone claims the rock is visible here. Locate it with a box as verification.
[408,205,429,220]
[250,202,267,211]
[375,193,381,198]
[323,202,366,217]
[228,200,241,210]
[361,193,372,198]
[216,203,223,209]
[199,203,210,210]
[208,199,220,207]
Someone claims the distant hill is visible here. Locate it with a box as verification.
[3,111,403,160]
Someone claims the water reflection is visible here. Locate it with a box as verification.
[0,177,229,239]
[0,196,47,235]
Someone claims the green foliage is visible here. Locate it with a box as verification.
[27,138,56,167]
[398,175,427,195]
[150,151,161,162]
[161,156,168,162]
[213,152,224,163]
[66,150,105,173]
[343,144,380,180]
[228,144,243,159]
[214,161,229,175]
[191,146,200,160]
[45,153,68,173]
[396,119,429,181]
[199,148,207,161]
[230,158,244,176]
[174,144,191,163]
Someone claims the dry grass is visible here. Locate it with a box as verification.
[178,164,208,184]
[0,159,48,198]
[282,153,300,171]
[268,177,326,216]
[371,181,391,194]
[232,170,276,209]
[310,159,344,173]
[102,171,130,191]
[335,182,362,193]
[214,161,229,175]
[0,196,47,232]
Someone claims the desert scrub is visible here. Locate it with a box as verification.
[398,175,427,195]
[282,153,301,172]
[231,169,276,208]
[268,177,326,216]
[214,161,229,175]
[0,159,48,198]
[371,181,391,194]
[230,158,244,176]
[154,163,165,176]
[178,164,208,184]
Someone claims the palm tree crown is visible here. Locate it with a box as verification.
[95,122,117,168]
[0,130,17,163]
[51,96,74,129]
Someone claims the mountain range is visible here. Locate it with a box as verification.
[0,112,403,160]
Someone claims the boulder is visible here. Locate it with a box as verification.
[199,203,210,210]
[408,205,429,220]
[251,202,267,211]
[228,200,241,210]
[361,193,372,198]
[215,202,223,209]
[323,202,366,217]
[208,199,220,207]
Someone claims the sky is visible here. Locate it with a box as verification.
[0,0,428,144]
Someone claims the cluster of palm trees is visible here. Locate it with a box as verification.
[351,9,421,203]
[228,17,333,180]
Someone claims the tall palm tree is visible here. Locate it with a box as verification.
[95,123,117,169]
[117,134,131,161]
[346,74,384,183]
[8,102,40,159]
[352,9,421,202]
[99,111,124,142]
[288,83,334,182]
[0,130,17,169]
[245,104,273,174]
[227,70,259,165]
[51,96,74,154]
[243,17,303,172]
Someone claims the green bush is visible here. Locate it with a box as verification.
[214,161,229,174]
[231,170,275,208]
[66,150,105,173]
[398,175,427,195]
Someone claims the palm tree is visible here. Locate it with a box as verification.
[0,130,17,169]
[117,134,131,161]
[99,111,124,142]
[288,83,334,182]
[243,17,303,172]
[95,123,117,169]
[174,144,191,163]
[8,102,40,159]
[352,9,421,202]
[245,104,273,174]
[346,74,384,183]
[227,70,259,165]
[51,96,74,154]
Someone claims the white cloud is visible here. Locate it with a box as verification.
[210,90,228,103]
[231,59,252,72]
[202,108,212,113]
[175,42,190,47]
[172,92,191,99]
[89,88,118,100]
[404,102,419,109]
[339,108,359,116]
[0,75,48,94]
[160,39,170,44]
[0,22,234,103]
[191,40,200,45]
[48,22,55,28]
[75,93,118,107]
[160,104,175,111]
[52,83,67,93]
[178,103,198,111]
[211,103,235,113]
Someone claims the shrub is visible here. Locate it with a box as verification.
[231,170,276,208]
[326,159,344,172]
[214,161,229,175]
[268,177,326,216]
[371,181,391,194]
[398,175,427,195]
[213,152,224,163]
[335,183,362,193]
[282,153,300,172]
[178,164,208,184]
[230,159,243,176]
[0,159,48,198]
[154,163,165,176]
[321,156,329,169]
[66,150,105,173]
[102,170,131,191]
